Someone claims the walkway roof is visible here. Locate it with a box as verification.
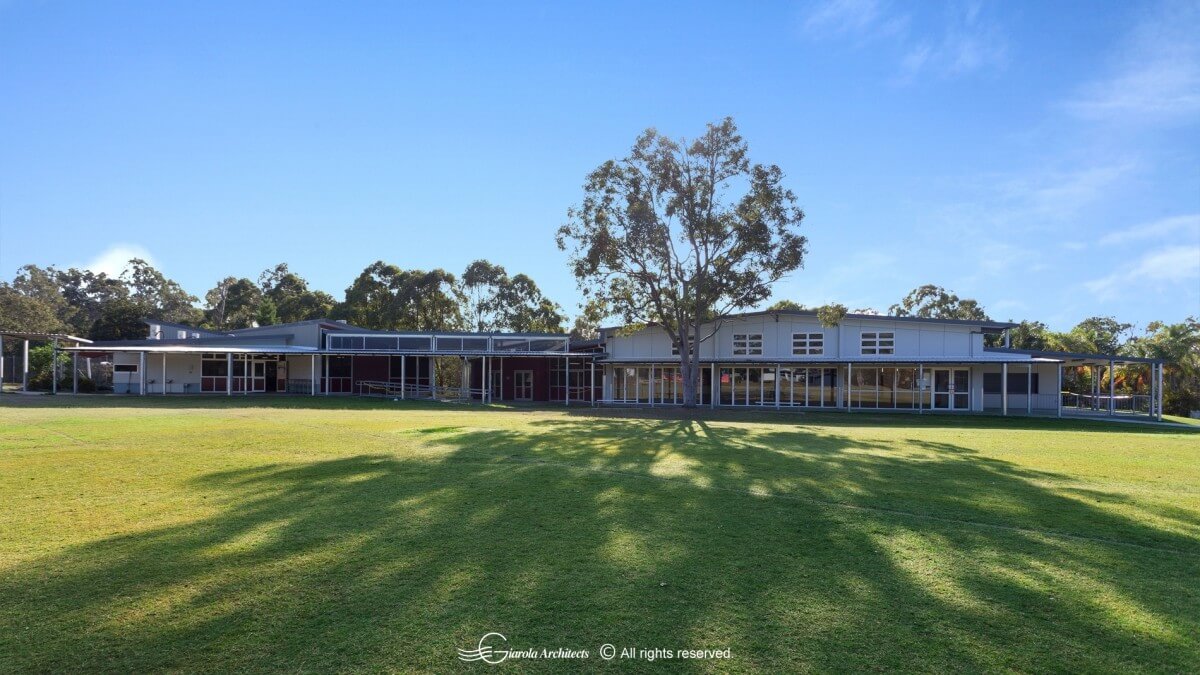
[984,347,1163,365]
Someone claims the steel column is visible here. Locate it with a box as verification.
[1027,363,1032,415]
[162,353,167,396]
[1056,363,1063,418]
[226,352,232,396]
[72,351,78,395]
[1108,359,1115,416]
[1001,362,1008,416]
[51,338,59,395]
[22,339,29,391]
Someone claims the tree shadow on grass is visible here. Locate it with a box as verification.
[1,416,1197,672]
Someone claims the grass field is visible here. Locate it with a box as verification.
[1,396,1198,672]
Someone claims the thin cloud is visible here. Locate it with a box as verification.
[898,0,1008,81]
[1098,213,1200,246]
[84,244,154,278]
[1062,1,1200,123]
[800,0,1006,80]
[801,0,909,41]
[1083,244,1200,299]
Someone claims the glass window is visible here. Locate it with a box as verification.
[461,338,489,351]
[733,333,763,356]
[861,331,895,355]
[527,338,567,352]
[792,332,824,355]
[396,336,431,351]
[365,336,396,351]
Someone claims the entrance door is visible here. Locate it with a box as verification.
[932,368,970,410]
[491,370,503,401]
[514,370,533,401]
[264,362,277,392]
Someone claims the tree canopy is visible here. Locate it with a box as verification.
[557,117,807,406]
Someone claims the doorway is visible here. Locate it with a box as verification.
[932,368,970,410]
[514,370,534,401]
[264,362,277,392]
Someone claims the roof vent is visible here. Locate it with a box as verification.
[336,319,348,324]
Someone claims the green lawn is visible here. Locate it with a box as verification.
[1,397,1198,672]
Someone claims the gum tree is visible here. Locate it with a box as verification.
[557,117,807,407]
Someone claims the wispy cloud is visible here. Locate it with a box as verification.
[1098,213,1200,246]
[84,244,154,277]
[897,1,1007,81]
[1083,244,1200,299]
[801,0,908,42]
[1062,1,1200,123]
[800,0,1007,81]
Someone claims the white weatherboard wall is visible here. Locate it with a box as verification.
[606,316,990,361]
[112,352,203,394]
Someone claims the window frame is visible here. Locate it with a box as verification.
[791,332,824,356]
[860,331,895,355]
[732,333,764,356]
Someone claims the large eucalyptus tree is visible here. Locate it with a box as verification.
[557,118,807,407]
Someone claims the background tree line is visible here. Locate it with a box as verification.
[0,258,567,389]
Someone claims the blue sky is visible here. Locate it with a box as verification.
[1,0,1197,331]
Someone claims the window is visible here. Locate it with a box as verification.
[176,329,188,339]
[792,332,824,355]
[732,333,763,356]
[983,372,1039,394]
[114,364,138,373]
[201,359,228,377]
[671,341,695,356]
[861,331,895,355]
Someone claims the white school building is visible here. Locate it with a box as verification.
[9,308,1165,421]
[594,309,1165,419]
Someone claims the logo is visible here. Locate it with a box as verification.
[458,632,509,664]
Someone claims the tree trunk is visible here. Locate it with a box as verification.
[681,357,697,408]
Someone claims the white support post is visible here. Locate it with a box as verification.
[565,357,570,407]
[72,351,78,395]
[1057,363,1063,418]
[1108,359,1115,416]
[324,354,330,396]
[775,364,781,410]
[711,365,717,409]
[1156,363,1163,421]
[1001,362,1008,416]
[590,360,596,406]
[1027,363,1032,415]
[51,339,59,395]
[310,354,317,396]
[0,333,4,394]
[847,363,853,412]
[400,356,407,399]
[918,364,924,414]
[139,351,147,396]
[162,353,168,396]
[430,357,437,399]
[648,362,655,407]
[22,339,30,391]
[226,353,233,396]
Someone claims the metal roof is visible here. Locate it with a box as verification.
[0,331,92,344]
[984,347,1163,365]
[600,310,1018,333]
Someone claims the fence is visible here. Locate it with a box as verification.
[1061,392,1152,415]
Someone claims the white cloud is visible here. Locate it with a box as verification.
[1083,244,1200,299]
[800,0,1006,80]
[802,0,908,41]
[898,1,1008,81]
[1062,1,1200,123]
[1098,213,1200,245]
[84,244,155,278]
